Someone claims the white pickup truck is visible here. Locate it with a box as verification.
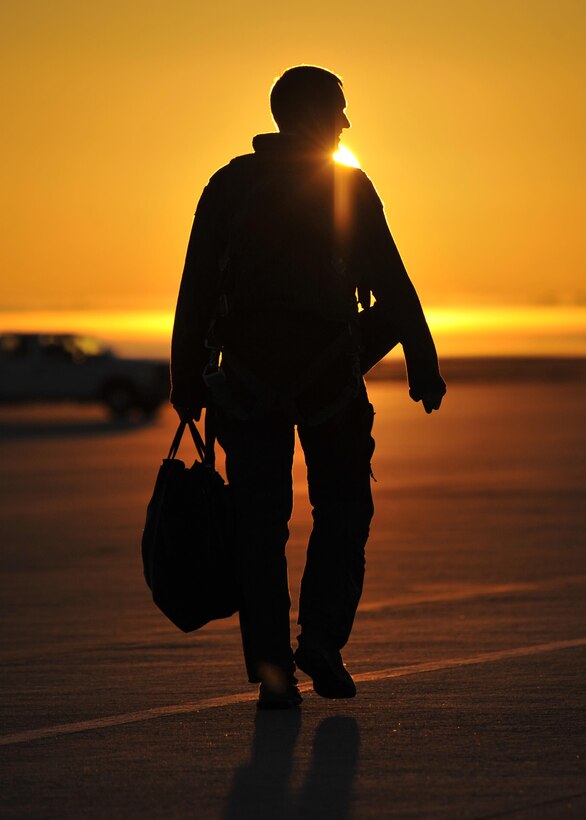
[0,333,170,417]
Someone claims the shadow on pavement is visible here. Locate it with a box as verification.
[223,713,360,820]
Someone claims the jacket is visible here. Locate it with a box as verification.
[170,132,445,410]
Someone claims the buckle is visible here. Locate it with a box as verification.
[203,365,226,387]
[204,335,222,351]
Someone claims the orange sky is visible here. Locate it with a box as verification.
[1,0,585,313]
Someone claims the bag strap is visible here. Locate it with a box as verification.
[203,407,217,468]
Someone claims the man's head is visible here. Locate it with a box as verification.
[270,65,350,152]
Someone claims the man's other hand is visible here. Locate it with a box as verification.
[173,404,202,423]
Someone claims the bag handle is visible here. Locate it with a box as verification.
[167,415,216,467]
[167,420,205,462]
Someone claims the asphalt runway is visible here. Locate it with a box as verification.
[1,379,585,818]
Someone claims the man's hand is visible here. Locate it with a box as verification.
[409,384,446,414]
[173,404,202,423]
[420,390,444,414]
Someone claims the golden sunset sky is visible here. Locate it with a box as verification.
[2,0,585,321]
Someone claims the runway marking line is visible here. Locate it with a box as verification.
[203,574,586,632]
[358,573,586,614]
[1,636,585,748]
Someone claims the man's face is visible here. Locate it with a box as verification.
[298,87,351,153]
[332,95,351,149]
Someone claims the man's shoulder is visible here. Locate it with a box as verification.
[353,166,381,199]
[350,166,385,213]
[334,162,381,200]
[194,154,257,217]
[207,153,257,189]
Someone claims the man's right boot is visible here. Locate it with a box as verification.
[294,643,356,699]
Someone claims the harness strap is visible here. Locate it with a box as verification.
[279,324,359,403]
[204,323,362,424]
[280,327,362,426]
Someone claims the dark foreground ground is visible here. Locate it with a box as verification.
[1,378,585,819]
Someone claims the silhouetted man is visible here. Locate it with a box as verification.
[171,65,445,709]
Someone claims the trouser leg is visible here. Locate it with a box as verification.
[297,385,375,650]
[215,409,296,682]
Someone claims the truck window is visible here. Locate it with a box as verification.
[39,335,73,361]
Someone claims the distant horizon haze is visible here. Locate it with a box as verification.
[1,306,584,360]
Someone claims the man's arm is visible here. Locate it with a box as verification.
[356,175,446,411]
[170,182,224,416]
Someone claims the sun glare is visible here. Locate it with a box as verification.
[334,145,360,168]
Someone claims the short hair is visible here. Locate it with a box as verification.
[270,65,344,130]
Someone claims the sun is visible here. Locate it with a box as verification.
[334,145,360,168]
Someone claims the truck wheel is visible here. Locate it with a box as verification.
[103,383,137,418]
[138,400,162,418]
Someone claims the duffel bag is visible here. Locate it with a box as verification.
[141,417,238,632]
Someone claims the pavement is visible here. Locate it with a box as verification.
[1,379,585,819]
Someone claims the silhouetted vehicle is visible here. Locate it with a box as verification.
[0,333,169,417]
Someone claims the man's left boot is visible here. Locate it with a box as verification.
[256,663,303,710]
